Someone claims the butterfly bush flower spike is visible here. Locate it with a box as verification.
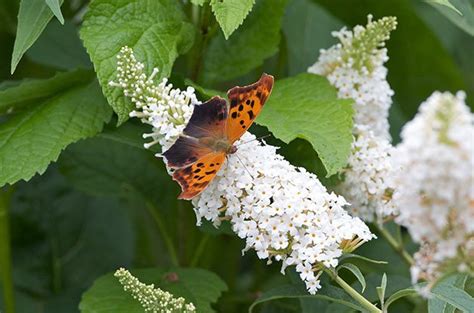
[110,47,374,294]
[308,15,397,139]
[109,46,200,151]
[393,91,474,290]
[309,16,398,223]
[193,133,374,293]
[114,268,196,313]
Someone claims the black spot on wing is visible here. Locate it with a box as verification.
[247,110,254,120]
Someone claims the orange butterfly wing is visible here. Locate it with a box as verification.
[162,75,274,199]
[226,73,274,143]
[163,97,228,199]
[172,152,225,199]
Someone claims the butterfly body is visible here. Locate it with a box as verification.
[163,74,274,199]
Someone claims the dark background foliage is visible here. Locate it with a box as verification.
[0,0,472,312]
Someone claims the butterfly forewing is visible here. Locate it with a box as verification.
[183,96,228,139]
[172,152,226,199]
[226,73,274,143]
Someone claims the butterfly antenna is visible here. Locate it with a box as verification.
[237,134,271,147]
[234,153,254,179]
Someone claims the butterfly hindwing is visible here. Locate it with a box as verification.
[162,136,214,169]
[172,152,226,199]
[183,96,227,139]
[226,73,274,143]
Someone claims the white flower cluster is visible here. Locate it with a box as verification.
[110,48,374,294]
[194,132,374,293]
[392,91,474,285]
[308,16,398,223]
[338,126,396,223]
[308,15,397,140]
[109,46,200,151]
[114,268,196,313]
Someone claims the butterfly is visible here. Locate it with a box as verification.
[162,73,274,199]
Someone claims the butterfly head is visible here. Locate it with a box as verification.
[212,138,237,155]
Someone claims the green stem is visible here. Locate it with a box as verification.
[325,268,381,313]
[145,202,179,267]
[189,3,216,82]
[375,225,414,266]
[0,187,15,313]
[190,234,210,267]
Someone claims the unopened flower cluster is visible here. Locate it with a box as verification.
[110,48,374,294]
[392,91,474,286]
[309,16,398,223]
[109,46,200,151]
[114,268,196,313]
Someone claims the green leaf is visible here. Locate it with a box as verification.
[426,0,474,36]
[79,268,227,313]
[4,167,135,312]
[201,0,288,84]
[283,0,343,75]
[0,69,93,114]
[59,123,176,203]
[0,78,112,187]
[339,253,388,265]
[80,0,196,124]
[257,73,353,176]
[384,287,418,311]
[376,273,387,308]
[429,276,474,313]
[337,263,366,293]
[45,0,64,24]
[426,0,462,15]
[248,283,365,313]
[191,0,207,5]
[10,0,64,74]
[27,20,91,70]
[211,0,256,39]
[184,78,227,100]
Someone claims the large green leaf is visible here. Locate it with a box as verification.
[414,0,474,109]
[44,0,64,24]
[80,0,196,124]
[314,0,469,118]
[257,73,353,176]
[10,0,64,73]
[426,0,474,36]
[249,283,365,313]
[0,77,112,187]
[0,69,93,114]
[211,0,255,39]
[27,20,91,70]
[79,268,227,313]
[201,0,288,84]
[282,0,342,75]
[3,169,135,312]
[59,123,177,203]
